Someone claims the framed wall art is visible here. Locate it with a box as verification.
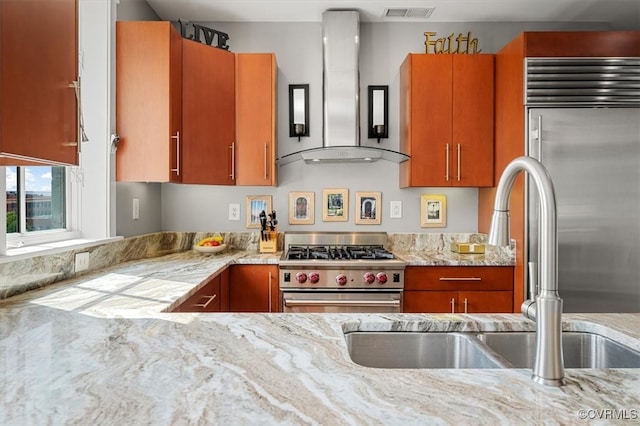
[289,191,315,225]
[322,188,348,222]
[420,194,447,228]
[355,192,381,225]
[246,195,272,229]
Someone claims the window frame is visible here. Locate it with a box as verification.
[4,165,80,250]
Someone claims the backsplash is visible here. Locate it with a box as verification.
[0,231,511,300]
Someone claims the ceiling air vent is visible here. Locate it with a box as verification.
[384,8,435,19]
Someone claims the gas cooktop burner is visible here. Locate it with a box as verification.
[284,245,395,261]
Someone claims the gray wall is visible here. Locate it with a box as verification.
[115,9,608,236]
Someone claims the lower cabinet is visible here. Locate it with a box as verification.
[171,269,229,312]
[403,266,513,313]
[229,264,279,312]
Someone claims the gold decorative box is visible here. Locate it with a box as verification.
[451,242,485,254]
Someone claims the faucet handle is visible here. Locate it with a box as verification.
[528,261,538,300]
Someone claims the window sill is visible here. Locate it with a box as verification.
[1,236,123,264]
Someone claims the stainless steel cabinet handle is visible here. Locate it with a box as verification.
[264,142,268,180]
[445,143,450,181]
[283,299,401,308]
[450,297,455,313]
[268,272,272,312]
[170,131,180,175]
[439,277,482,281]
[66,79,83,151]
[195,294,217,309]
[457,143,461,181]
[232,142,236,180]
[463,298,468,313]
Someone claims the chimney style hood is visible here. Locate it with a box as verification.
[277,11,410,165]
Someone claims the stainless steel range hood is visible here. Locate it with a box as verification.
[277,11,409,165]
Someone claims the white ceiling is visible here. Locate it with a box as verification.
[143,0,640,30]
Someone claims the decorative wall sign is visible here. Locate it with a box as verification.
[322,188,348,222]
[178,19,230,50]
[423,31,481,54]
[289,192,315,225]
[355,192,381,225]
[420,194,447,228]
[246,195,272,229]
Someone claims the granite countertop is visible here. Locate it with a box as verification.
[1,248,639,424]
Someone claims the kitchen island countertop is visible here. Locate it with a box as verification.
[2,249,636,425]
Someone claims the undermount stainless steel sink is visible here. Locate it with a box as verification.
[344,332,505,369]
[344,331,640,369]
[476,332,640,369]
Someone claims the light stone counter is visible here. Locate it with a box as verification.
[0,250,638,425]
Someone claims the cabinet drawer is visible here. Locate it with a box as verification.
[172,275,221,312]
[405,266,513,291]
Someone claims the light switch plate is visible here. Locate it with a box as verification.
[390,201,402,218]
[132,198,140,220]
[229,203,240,221]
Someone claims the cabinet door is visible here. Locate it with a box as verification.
[405,266,513,291]
[229,265,278,312]
[458,291,513,313]
[452,55,494,187]
[400,54,453,187]
[404,290,457,313]
[172,275,221,312]
[235,53,277,186]
[1,0,78,166]
[116,21,182,182]
[181,39,235,185]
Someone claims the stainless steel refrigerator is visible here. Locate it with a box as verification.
[527,107,640,312]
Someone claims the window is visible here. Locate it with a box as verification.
[5,166,68,246]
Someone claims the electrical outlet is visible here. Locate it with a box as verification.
[132,198,140,220]
[229,203,240,221]
[75,252,90,272]
[390,201,402,218]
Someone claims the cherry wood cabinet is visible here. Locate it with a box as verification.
[229,265,279,312]
[116,21,182,182]
[0,0,79,166]
[116,22,235,184]
[399,54,494,188]
[235,53,278,186]
[403,266,513,313]
[181,38,235,185]
[477,31,640,313]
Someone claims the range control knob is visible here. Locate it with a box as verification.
[295,272,308,284]
[376,272,388,284]
[336,274,348,286]
[363,272,376,284]
[308,272,320,284]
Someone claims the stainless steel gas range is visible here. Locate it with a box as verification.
[279,232,406,313]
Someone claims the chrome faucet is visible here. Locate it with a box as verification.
[488,156,565,386]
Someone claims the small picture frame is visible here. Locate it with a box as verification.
[289,191,315,225]
[322,188,348,222]
[420,194,447,228]
[355,192,381,225]
[246,195,272,229]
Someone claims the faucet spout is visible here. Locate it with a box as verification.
[488,156,565,386]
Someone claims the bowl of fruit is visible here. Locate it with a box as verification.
[193,235,226,254]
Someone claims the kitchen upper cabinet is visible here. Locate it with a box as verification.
[181,38,235,185]
[0,0,79,166]
[116,22,235,184]
[229,265,279,312]
[235,53,278,186]
[403,266,513,313]
[116,21,182,182]
[399,54,494,188]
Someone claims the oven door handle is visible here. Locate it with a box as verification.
[283,298,401,308]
